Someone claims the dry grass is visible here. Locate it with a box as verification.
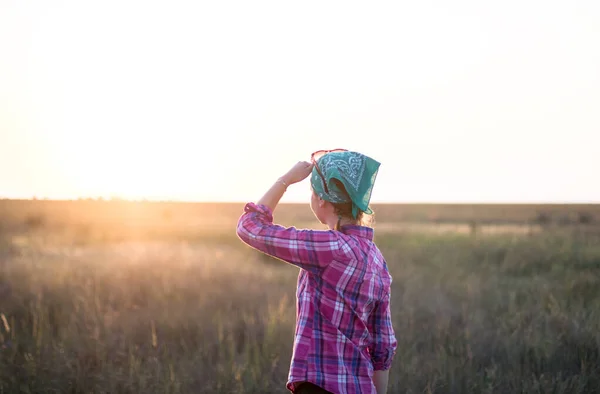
[1,201,600,393]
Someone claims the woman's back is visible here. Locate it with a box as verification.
[237,204,396,394]
[316,225,391,340]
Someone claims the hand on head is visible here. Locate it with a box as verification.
[282,161,314,185]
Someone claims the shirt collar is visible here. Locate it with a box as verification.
[339,225,374,241]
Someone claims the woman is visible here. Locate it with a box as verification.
[236,149,397,394]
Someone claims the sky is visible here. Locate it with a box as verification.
[1,0,599,203]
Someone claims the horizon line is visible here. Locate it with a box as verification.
[1,197,599,205]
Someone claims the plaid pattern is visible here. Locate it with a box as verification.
[236,203,397,394]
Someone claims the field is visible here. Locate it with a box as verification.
[1,200,600,393]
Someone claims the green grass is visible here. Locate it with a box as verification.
[1,225,600,393]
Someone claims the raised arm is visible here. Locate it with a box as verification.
[236,161,340,273]
[236,202,340,273]
[256,161,314,213]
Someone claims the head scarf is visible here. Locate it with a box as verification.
[310,150,381,219]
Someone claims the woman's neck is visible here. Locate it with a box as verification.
[325,215,357,230]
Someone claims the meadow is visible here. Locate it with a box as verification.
[1,200,600,393]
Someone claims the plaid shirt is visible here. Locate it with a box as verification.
[236,203,397,394]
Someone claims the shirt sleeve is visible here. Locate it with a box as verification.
[369,290,398,371]
[236,202,341,273]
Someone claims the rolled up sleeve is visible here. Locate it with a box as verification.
[236,202,340,273]
[369,291,397,371]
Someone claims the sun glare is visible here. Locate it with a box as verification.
[1,1,599,202]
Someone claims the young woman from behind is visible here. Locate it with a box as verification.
[236,150,397,394]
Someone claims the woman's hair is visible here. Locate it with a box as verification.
[330,180,374,230]
[332,201,374,230]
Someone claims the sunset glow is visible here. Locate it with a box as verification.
[1,1,599,203]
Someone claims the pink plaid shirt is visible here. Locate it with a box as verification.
[236,203,397,394]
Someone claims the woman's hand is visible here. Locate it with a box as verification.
[281,161,314,185]
[255,161,314,213]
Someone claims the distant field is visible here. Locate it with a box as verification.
[1,199,598,238]
[1,200,600,393]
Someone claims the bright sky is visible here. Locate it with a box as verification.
[1,0,599,203]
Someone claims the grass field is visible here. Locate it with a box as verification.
[1,200,600,393]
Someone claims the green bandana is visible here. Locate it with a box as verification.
[310,151,381,219]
